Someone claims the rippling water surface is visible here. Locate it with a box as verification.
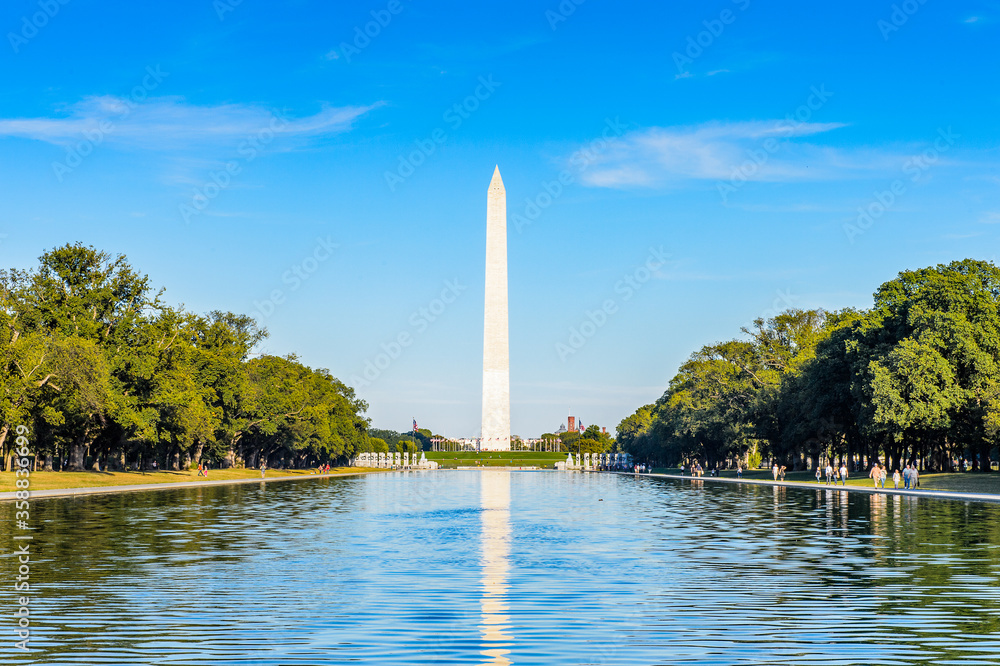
[3,471,1000,665]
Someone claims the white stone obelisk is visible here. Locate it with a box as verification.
[482,166,510,451]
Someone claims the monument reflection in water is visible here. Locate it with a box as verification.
[479,470,513,665]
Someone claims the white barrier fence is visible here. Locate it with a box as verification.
[351,451,439,470]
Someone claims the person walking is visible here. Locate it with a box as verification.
[869,463,881,488]
[772,464,779,481]
[260,461,266,479]
[779,465,786,481]
[892,469,901,489]
[902,464,911,490]
[911,465,919,489]
[879,465,887,489]
[679,463,685,476]
[816,465,823,483]
[839,463,848,486]
[737,465,743,479]
[825,462,834,485]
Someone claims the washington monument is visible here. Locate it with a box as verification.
[482,166,510,451]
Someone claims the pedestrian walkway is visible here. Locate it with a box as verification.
[0,470,380,502]
[626,472,1000,505]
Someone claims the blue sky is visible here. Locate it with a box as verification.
[1,0,998,438]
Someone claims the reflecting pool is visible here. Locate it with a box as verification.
[3,471,1000,664]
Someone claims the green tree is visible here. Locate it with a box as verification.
[576,424,613,454]
[1,244,370,473]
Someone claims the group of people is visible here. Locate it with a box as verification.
[867,463,920,489]
[816,462,849,485]
[679,463,704,477]
[813,461,921,490]
[196,463,209,477]
[674,460,924,492]
[677,463,742,478]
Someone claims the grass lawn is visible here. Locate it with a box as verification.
[650,467,1000,495]
[1,466,377,492]
[426,451,567,469]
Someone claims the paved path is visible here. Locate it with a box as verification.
[0,471,380,502]
[626,472,1000,504]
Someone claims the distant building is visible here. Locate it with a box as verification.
[567,416,576,432]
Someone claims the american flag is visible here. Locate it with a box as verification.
[579,423,584,431]
[412,418,418,433]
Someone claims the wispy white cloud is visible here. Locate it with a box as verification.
[0,96,380,151]
[674,53,782,81]
[573,120,952,189]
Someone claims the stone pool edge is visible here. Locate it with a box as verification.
[620,472,1000,505]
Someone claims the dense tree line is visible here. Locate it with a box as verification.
[617,260,1000,473]
[0,244,371,471]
